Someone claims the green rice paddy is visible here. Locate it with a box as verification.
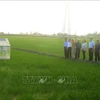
[0,35,100,100]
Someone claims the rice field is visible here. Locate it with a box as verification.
[0,35,100,100]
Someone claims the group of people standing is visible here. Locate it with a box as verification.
[64,38,100,62]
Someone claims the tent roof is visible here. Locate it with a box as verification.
[0,38,10,46]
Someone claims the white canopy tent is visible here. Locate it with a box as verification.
[0,38,10,59]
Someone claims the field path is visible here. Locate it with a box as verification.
[12,47,99,65]
[11,47,61,58]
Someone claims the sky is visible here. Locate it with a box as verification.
[0,1,100,35]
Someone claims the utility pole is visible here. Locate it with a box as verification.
[62,3,67,34]
[62,1,71,37]
[68,1,71,35]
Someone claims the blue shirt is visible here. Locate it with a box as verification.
[64,41,68,47]
[89,41,95,48]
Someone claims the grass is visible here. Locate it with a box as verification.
[5,36,64,56]
[0,35,100,100]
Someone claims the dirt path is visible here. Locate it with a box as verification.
[11,47,61,58]
[11,47,99,65]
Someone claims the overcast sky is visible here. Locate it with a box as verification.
[0,1,100,35]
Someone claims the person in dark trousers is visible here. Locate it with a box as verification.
[71,39,76,58]
[67,38,72,58]
[95,40,100,62]
[88,38,95,61]
[82,39,87,60]
[75,39,81,59]
[64,38,68,57]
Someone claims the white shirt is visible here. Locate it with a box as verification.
[89,41,95,48]
[82,42,87,51]
[67,41,72,48]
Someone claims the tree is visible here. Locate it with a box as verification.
[0,32,4,35]
[57,32,63,36]
[26,32,28,35]
[20,32,25,35]
[33,32,39,35]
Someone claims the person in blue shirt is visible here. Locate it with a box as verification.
[88,38,95,61]
[64,38,68,57]
[95,40,100,62]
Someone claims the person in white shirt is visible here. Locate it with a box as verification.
[67,38,72,58]
[64,38,68,57]
[82,39,87,60]
[88,38,95,61]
